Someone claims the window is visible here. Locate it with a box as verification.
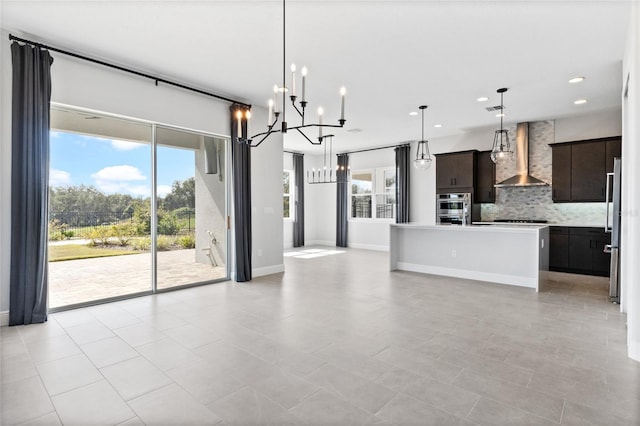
[351,171,372,218]
[350,168,395,220]
[376,168,396,219]
[283,170,292,219]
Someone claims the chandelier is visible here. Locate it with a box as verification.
[490,88,513,164]
[307,135,349,184]
[238,0,347,147]
[414,105,432,170]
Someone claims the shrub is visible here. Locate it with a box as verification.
[61,230,75,239]
[111,223,137,246]
[48,219,67,241]
[158,211,179,235]
[130,236,151,251]
[156,235,175,251]
[87,226,112,246]
[178,234,196,249]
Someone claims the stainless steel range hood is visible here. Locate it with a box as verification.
[494,122,549,187]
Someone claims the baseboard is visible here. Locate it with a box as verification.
[630,339,640,362]
[253,264,285,278]
[0,311,8,327]
[283,242,294,249]
[348,243,389,252]
[396,262,537,289]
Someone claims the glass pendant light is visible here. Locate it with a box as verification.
[490,88,513,164]
[414,105,432,170]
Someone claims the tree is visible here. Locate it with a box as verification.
[161,177,195,211]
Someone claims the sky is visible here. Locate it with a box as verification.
[49,131,195,198]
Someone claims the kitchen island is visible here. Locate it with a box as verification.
[390,224,549,291]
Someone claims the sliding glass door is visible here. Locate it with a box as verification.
[48,107,228,310]
[155,126,227,290]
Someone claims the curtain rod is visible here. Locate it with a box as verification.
[284,150,303,155]
[9,34,251,108]
[340,143,411,155]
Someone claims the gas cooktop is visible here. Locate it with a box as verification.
[493,219,548,224]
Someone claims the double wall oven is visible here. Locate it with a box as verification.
[437,193,473,225]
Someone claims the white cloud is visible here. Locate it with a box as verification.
[49,169,71,186]
[111,140,145,151]
[91,165,146,182]
[91,165,148,195]
[157,185,172,198]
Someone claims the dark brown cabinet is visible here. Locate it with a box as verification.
[550,136,621,203]
[549,226,610,276]
[475,151,496,203]
[435,151,476,192]
[549,227,569,269]
[551,145,572,202]
[571,141,606,201]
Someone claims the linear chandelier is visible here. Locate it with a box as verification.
[307,135,350,184]
[237,0,347,148]
[490,87,513,164]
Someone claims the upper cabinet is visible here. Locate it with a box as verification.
[435,151,476,192]
[550,136,621,203]
[435,150,495,203]
[475,151,496,203]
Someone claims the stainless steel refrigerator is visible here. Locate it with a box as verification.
[605,157,622,303]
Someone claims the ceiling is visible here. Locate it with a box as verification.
[1,1,632,154]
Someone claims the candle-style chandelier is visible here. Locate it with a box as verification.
[237,0,347,147]
[307,135,350,184]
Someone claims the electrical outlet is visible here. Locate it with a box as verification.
[257,249,263,257]
[451,249,457,258]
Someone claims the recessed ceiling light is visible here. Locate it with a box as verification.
[409,111,418,116]
[434,124,442,128]
[574,99,588,105]
[495,113,505,117]
[569,76,585,84]
[477,97,489,102]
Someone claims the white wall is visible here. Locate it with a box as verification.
[622,3,640,362]
[0,30,283,317]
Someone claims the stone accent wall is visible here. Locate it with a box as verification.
[481,120,607,225]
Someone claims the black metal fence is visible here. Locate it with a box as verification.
[49,210,194,239]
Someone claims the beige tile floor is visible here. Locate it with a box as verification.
[1,246,639,425]
[49,249,227,308]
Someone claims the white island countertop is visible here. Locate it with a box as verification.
[390,223,549,291]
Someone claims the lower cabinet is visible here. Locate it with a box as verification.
[549,227,569,269]
[549,226,610,277]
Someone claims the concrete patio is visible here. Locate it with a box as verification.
[49,248,226,308]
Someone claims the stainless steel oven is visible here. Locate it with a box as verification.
[437,193,471,225]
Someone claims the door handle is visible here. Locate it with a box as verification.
[605,172,614,232]
[604,244,612,254]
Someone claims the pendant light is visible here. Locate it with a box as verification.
[414,105,432,170]
[490,88,513,164]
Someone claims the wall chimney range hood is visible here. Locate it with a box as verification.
[494,122,549,187]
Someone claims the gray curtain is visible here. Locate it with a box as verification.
[231,104,252,282]
[9,42,53,325]
[395,145,410,223]
[292,153,305,247]
[336,154,349,247]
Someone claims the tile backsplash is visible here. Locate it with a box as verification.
[480,120,607,225]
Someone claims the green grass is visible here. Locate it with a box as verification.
[49,244,139,262]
